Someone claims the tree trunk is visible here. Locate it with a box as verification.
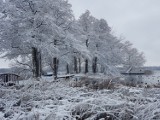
[78,58,81,73]
[37,50,42,77]
[52,39,59,79]
[35,50,39,77]
[53,57,59,80]
[92,57,97,74]
[32,47,42,78]
[86,39,89,47]
[100,65,105,73]
[32,47,36,77]
[32,47,38,78]
[66,63,69,74]
[74,56,78,74]
[39,50,42,77]
[85,59,88,74]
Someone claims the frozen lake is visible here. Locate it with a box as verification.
[142,70,160,84]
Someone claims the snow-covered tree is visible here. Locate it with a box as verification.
[0,1,145,78]
[78,10,95,73]
[122,41,145,69]
[0,0,76,78]
[78,10,145,75]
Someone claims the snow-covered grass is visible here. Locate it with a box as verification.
[1,78,160,120]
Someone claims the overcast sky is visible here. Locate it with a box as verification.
[1,0,160,68]
[68,0,160,66]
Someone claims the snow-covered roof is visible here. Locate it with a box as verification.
[121,67,145,75]
[0,68,21,77]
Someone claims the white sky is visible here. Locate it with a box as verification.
[1,0,160,68]
[68,0,160,66]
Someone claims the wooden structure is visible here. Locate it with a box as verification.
[121,67,145,85]
[121,72,145,75]
[121,67,145,75]
[42,71,54,76]
[57,74,75,79]
[0,73,20,83]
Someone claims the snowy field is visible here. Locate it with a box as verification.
[142,70,160,84]
[1,78,160,120]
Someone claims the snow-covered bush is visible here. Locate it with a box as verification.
[71,76,118,90]
[124,75,143,87]
[1,77,160,120]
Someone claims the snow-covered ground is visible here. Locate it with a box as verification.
[142,70,160,84]
[1,78,160,120]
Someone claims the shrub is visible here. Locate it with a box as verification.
[71,76,117,90]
